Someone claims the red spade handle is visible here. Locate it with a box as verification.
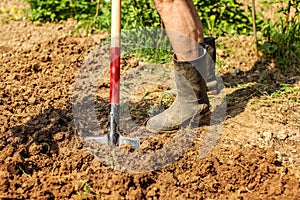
[109,0,121,105]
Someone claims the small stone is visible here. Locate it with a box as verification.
[58,64,65,70]
[276,130,288,140]
[128,57,139,67]
[28,96,36,104]
[262,131,272,141]
[53,132,64,142]
[274,150,281,155]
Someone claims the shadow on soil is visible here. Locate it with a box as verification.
[222,56,299,118]
[9,106,74,174]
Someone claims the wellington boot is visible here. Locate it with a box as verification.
[164,37,219,97]
[146,47,210,132]
[201,37,219,95]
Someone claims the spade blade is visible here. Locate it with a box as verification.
[118,136,140,149]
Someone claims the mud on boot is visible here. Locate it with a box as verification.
[146,46,210,132]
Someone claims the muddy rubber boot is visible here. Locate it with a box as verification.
[146,47,210,132]
[202,37,219,95]
[164,37,219,97]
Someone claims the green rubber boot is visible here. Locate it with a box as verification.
[146,47,210,132]
[202,37,219,94]
[163,37,219,97]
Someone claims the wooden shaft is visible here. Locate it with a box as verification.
[111,0,121,47]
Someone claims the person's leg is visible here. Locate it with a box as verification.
[153,0,218,93]
[153,0,204,60]
[154,0,219,94]
[146,0,210,132]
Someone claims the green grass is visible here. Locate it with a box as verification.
[270,84,300,101]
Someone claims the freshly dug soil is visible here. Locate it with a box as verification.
[0,3,299,199]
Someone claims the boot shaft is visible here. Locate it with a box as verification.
[173,46,209,105]
[203,37,216,63]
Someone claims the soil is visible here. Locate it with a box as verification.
[1,1,300,199]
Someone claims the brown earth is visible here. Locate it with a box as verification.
[0,1,300,199]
